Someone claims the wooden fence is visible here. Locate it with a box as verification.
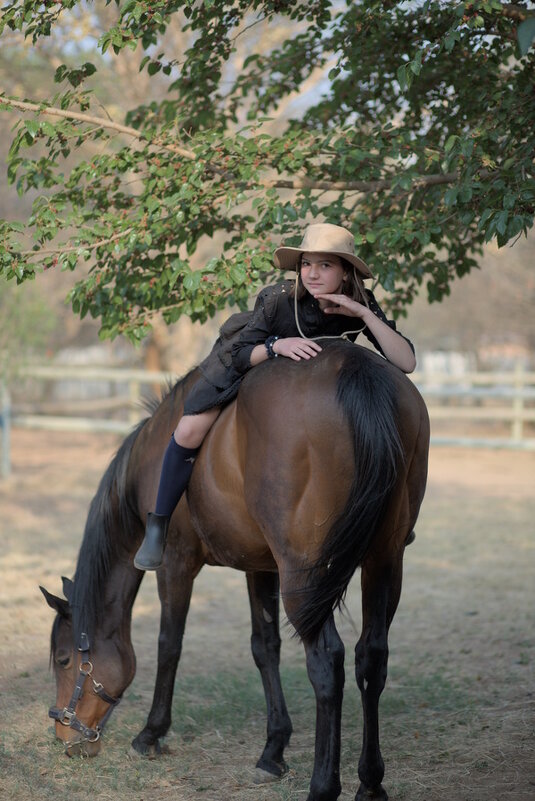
[1,363,535,477]
[413,363,535,449]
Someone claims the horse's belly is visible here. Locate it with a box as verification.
[188,486,276,571]
[187,405,276,571]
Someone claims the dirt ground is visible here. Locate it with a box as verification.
[0,429,534,801]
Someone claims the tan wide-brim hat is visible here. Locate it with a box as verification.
[273,223,372,279]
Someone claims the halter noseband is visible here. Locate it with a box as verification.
[49,631,121,748]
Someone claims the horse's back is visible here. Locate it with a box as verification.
[188,342,428,572]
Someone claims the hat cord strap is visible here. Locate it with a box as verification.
[293,273,365,342]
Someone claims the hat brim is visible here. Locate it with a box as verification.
[273,246,373,279]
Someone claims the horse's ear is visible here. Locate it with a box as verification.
[40,586,71,618]
[61,576,74,603]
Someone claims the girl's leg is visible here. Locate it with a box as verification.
[154,408,221,516]
[134,408,221,571]
[174,407,222,449]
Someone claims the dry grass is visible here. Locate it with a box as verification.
[0,430,534,801]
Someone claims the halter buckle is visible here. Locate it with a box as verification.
[59,708,75,725]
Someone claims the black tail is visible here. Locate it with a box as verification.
[293,348,403,640]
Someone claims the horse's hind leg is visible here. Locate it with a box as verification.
[131,555,196,757]
[354,553,403,801]
[302,615,345,801]
[246,571,293,782]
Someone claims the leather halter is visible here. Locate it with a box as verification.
[49,632,121,747]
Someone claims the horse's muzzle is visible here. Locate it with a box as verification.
[60,732,102,758]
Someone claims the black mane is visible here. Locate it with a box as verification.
[69,373,193,644]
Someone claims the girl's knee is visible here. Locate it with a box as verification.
[174,410,219,448]
[174,416,198,447]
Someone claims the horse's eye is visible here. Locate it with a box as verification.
[55,650,72,669]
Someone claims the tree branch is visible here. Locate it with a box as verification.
[0,94,463,194]
[0,95,197,161]
[263,172,460,192]
[19,227,134,257]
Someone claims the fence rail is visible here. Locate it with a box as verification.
[412,364,535,446]
[2,363,535,477]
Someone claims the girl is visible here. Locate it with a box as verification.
[134,223,416,570]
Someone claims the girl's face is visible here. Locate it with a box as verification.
[300,252,347,304]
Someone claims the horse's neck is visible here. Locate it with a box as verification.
[94,562,143,641]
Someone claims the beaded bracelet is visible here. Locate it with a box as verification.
[265,335,280,359]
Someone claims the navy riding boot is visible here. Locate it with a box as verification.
[134,513,170,571]
[133,437,198,571]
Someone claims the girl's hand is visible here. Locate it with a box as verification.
[315,292,416,373]
[274,337,322,361]
[314,293,367,318]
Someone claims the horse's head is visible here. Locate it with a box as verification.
[41,577,135,757]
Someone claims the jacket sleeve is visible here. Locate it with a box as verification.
[362,291,415,357]
[230,287,277,374]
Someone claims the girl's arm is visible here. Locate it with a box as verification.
[231,283,321,371]
[315,292,417,374]
[249,337,321,365]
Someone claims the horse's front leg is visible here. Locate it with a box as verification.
[246,570,293,782]
[354,555,403,801]
[302,614,345,801]
[131,543,197,757]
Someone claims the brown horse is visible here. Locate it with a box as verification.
[42,340,429,801]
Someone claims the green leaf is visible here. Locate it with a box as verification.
[41,121,56,137]
[444,31,459,53]
[495,210,508,236]
[458,186,472,203]
[478,208,493,230]
[230,264,247,284]
[517,19,535,56]
[396,64,413,92]
[409,51,422,76]
[444,187,458,207]
[183,271,201,291]
[444,135,458,154]
[24,120,40,139]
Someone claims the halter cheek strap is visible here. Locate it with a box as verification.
[49,631,121,746]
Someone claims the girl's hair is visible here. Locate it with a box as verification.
[293,256,369,306]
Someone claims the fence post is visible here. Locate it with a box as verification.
[511,361,525,442]
[128,379,140,425]
[0,381,11,478]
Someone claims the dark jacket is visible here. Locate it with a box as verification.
[183,279,414,415]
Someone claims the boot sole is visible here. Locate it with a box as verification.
[133,558,162,571]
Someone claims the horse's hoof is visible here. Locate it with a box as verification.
[254,762,288,784]
[355,783,388,801]
[129,738,162,759]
